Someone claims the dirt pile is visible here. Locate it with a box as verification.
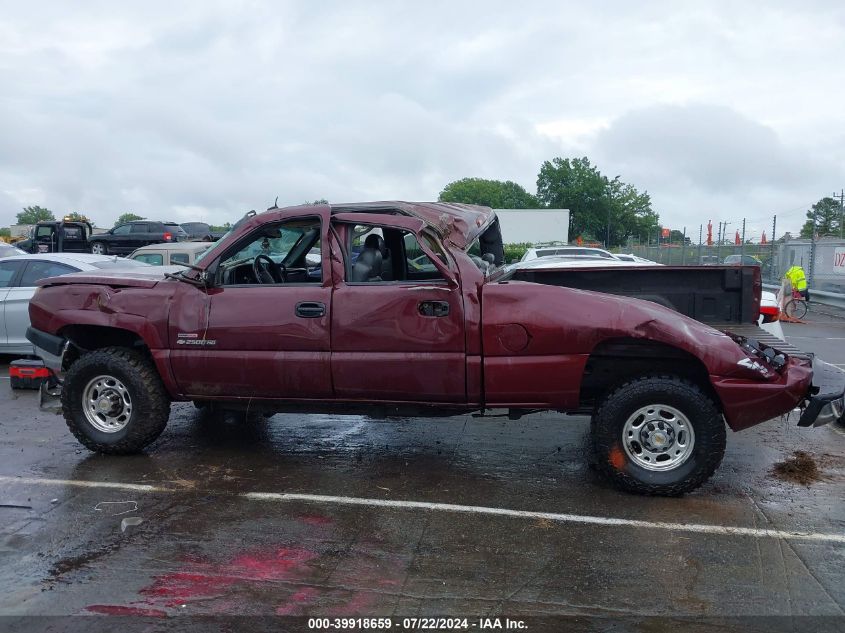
[772,451,822,485]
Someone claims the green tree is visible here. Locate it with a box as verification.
[305,199,328,205]
[438,177,540,208]
[0,227,10,238]
[209,222,232,233]
[114,213,145,227]
[65,211,92,224]
[16,206,55,224]
[536,157,656,247]
[799,197,842,238]
[668,229,692,245]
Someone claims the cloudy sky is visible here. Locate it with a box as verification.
[2,1,844,238]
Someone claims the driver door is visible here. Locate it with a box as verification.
[168,215,332,399]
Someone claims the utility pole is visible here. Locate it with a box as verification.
[809,205,818,287]
[836,189,844,239]
[698,224,703,265]
[719,221,730,263]
[771,214,777,283]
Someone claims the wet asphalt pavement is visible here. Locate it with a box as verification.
[0,316,844,628]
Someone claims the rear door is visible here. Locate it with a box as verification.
[129,222,152,251]
[329,214,467,403]
[5,260,76,349]
[0,261,24,348]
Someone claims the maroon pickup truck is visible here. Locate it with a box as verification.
[26,202,844,495]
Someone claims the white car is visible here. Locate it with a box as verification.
[0,243,26,258]
[520,246,618,262]
[0,254,149,356]
[513,255,657,270]
[614,253,657,264]
[510,255,785,340]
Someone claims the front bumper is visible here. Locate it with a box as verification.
[25,327,67,377]
[798,358,845,427]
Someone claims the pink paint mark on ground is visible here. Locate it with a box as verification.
[229,547,316,580]
[275,586,321,615]
[85,605,168,617]
[137,547,318,609]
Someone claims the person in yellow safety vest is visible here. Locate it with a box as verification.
[784,265,810,301]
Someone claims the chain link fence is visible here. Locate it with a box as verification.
[628,237,845,293]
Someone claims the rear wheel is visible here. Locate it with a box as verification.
[785,298,807,320]
[591,376,726,495]
[91,242,107,255]
[62,347,170,454]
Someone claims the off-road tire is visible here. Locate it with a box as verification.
[62,347,170,454]
[591,375,726,496]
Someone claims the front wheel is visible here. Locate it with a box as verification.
[591,376,726,496]
[91,242,107,255]
[62,347,171,454]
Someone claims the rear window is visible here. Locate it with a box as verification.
[132,253,164,266]
[165,223,188,235]
[20,261,76,286]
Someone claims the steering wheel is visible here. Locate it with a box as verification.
[253,254,283,284]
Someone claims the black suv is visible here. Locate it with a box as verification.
[180,222,225,242]
[89,221,187,255]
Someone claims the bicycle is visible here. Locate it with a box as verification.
[784,288,808,320]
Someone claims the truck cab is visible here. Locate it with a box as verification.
[17,220,93,254]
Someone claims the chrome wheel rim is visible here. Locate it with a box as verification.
[92,243,104,254]
[622,404,695,471]
[83,375,132,433]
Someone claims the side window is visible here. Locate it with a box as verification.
[218,218,322,285]
[113,224,132,235]
[130,223,148,234]
[133,253,164,265]
[63,226,83,240]
[404,233,444,281]
[19,261,75,286]
[35,226,53,238]
[344,224,444,283]
[170,253,188,264]
[0,261,21,288]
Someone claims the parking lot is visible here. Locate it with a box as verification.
[1,316,844,628]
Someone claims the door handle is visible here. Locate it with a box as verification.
[418,300,450,317]
[295,301,326,318]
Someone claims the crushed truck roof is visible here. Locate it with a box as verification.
[327,201,495,249]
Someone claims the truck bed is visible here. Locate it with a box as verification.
[507,264,806,356]
[509,265,760,324]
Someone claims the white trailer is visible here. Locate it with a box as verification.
[494,209,569,245]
